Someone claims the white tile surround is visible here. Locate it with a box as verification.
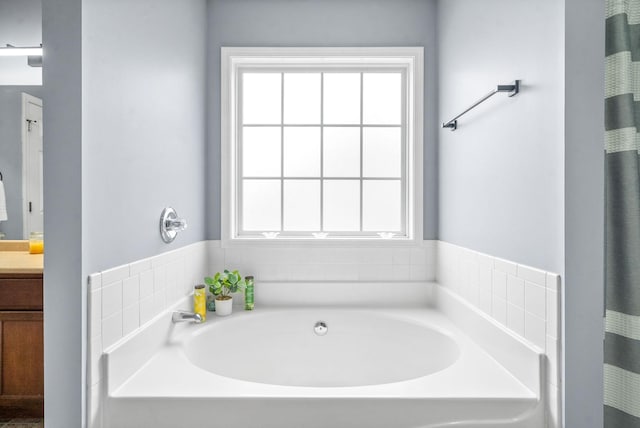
[87,239,560,428]
[87,241,209,428]
[437,241,562,428]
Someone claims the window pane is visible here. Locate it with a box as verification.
[362,73,402,125]
[323,180,360,231]
[284,73,321,124]
[324,73,360,124]
[283,127,321,177]
[243,73,281,125]
[323,127,360,177]
[362,180,401,231]
[242,127,281,177]
[284,180,320,231]
[363,127,401,178]
[243,180,281,231]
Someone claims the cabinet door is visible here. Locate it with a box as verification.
[0,312,44,417]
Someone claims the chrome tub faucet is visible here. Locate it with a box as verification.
[172,311,203,324]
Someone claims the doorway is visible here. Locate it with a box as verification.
[21,93,42,238]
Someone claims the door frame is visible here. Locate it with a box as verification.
[21,93,43,239]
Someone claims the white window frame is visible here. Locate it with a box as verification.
[221,47,423,247]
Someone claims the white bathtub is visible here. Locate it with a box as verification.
[105,305,544,428]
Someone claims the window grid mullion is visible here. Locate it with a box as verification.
[280,72,285,232]
[320,72,325,232]
[237,67,409,238]
[359,72,364,233]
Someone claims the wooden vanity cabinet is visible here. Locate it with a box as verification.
[0,272,44,418]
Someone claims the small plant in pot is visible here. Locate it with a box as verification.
[204,270,246,316]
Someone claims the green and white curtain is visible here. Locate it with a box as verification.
[605,1,640,426]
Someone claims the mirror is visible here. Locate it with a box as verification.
[0,0,42,86]
[0,0,42,240]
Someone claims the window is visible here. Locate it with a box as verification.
[222,48,423,243]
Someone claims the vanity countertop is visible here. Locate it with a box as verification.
[0,241,43,275]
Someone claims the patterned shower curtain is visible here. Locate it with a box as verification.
[605,1,640,426]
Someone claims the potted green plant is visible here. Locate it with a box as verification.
[204,270,246,316]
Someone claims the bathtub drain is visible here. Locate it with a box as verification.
[314,321,328,336]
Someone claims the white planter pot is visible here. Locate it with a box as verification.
[215,297,233,316]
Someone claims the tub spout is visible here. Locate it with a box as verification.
[172,311,203,324]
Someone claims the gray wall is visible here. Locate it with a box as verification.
[564,0,605,427]
[0,86,42,239]
[42,0,83,425]
[206,0,439,240]
[82,0,207,273]
[439,1,606,427]
[44,0,207,426]
[438,0,564,274]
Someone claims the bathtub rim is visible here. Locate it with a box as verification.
[102,281,542,399]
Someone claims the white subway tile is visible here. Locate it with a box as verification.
[461,248,479,263]
[517,264,546,287]
[224,248,244,265]
[494,258,517,275]
[153,291,166,315]
[492,270,507,299]
[151,251,176,268]
[392,248,412,265]
[102,312,122,349]
[410,247,428,265]
[165,260,180,290]
[139,270,154,299]
[466,281,480,307]
[89,273,102,292]
[546,272,561,291]
[165,283,180,304]
[245,264,273,281]
[310,248,348,264]
[479,264,492,292]
[357,248,393,265]
[324,264,359,281]
[524,281,546,319]
[101,265,129,286]
[89,290,101,339]
[289,263,326,280]
[122,275,140,309]
[122,304,140,337]
[524,312,546,350]
[330,249,361,264]
[207,239,222,248]
[153,265,166,292]
[507,303,525,336]
[477,253,494,268]
[410,263,429,281]
[101,281,122,320]
[391,265,411,281]
[492,295,507,325]
[210,247,225,266]
[129,258,152,276]
[506,274,525,308]
[467,260,480,287]
[358,264,394,281]
[547,289,560,339]
[139,296,155,326]
[478,289,492,315]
